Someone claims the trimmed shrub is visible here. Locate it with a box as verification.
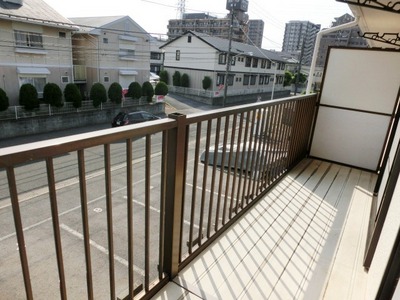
[127,82,142,99]
[64,83,82,108]
[90,83,107,108]
[19,83,39,110]
[181,73,189,87]
[0,88,9,111]
[202,76,212,90]
[43,83,63,107]
[172,71,181,87]
[108,82,123,104]
[154,81,168,96]
[159,70,169,85]
[142,81,154,102]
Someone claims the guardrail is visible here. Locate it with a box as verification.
[0,94,317,299]
[0,98,153,120]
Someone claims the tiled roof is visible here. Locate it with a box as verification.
[0,0,76,29]
[163,31,285,62]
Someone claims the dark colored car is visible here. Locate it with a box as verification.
[112,111,161,127]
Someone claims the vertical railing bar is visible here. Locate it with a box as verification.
[126,139,134,298]
[272,102,288,179]
[223,113,237,224]
[257,106,275,194]
[236,110,251,211]
[242,108,258,205]
[287,99,303,166]
[215,115,230,231]
[247,107,267,199]
[77,149,94,300]
[199,120,212,245]
[283,100,298,169]
[264,105,278,187]
[145,134,151,291]
[104,144,116,299]
[231,112,244,216]
[6,166,34,300]
[179,126,190,262]
[271,103,285,180]
[46,158,67,300]
[159,131,167,277]
[189,123,202,254]
[207,117,221,238]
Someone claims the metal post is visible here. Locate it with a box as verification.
[271,62,277,100]
[222,10,234,107]
[163,113,187,278]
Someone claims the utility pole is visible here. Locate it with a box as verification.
[222,10,234,107]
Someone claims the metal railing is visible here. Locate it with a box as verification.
[0,94,317,299]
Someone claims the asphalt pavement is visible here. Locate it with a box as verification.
[0,93,216,148]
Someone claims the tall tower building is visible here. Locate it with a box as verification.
[247,19,264,47]
[282,21,321,66]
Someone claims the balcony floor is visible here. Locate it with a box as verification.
[151,158,376,300]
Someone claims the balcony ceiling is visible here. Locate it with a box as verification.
[347,0,400,48]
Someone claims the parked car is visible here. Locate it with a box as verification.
[111,111,161,127]
[200,142,287,179]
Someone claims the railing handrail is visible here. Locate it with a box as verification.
[0,94,318,300]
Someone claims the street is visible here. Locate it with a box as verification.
[0,95,231,299]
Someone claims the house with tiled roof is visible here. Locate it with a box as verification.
[160,31,290,105]
[69,16,151,94]
[0,0,77,105]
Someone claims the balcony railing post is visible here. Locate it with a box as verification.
[163,113,187,278]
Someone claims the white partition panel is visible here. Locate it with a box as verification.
[310,48,400,171]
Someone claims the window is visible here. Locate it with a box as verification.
[19,76,46,97]
[150,52,161,60]
[176,50,180,61]
[103,38,109,44]
[250,75,257,85]
[188,36,192,43]
[104,76,110,83]
[261,59,266,69]
[227,74,234,86]
[243,75,250,85]
[59,32,66,38]
[119,49,135,59]
[216,73,225,86]
[219,53,226,65]
[252,58,258,68]
[267,60,272,69]
[14,30,43,48]
[61,76,69,83]
[259,76,264,85]
[245,57,252,67]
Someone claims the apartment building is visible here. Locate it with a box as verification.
[282,20,321,66]
[69,16,151,95]
[0,0,77,105]
[316,13,368,68]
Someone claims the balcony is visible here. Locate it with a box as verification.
[1,3,400,299]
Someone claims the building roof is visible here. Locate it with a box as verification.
[161,31,285,62]
[69,15,150,36]
[0,0,77,29]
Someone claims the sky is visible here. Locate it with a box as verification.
[43,0,353,50]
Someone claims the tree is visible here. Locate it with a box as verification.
[284,71,293,87]
[202,76,212,90]
[142,81,154,102]
[108,82,123,104]
[43,83,63,107]
[154,81,168,96]
[0,88,9,111]
[159,70,169,85]
[64,83,82,108]
[127,82,142,99]
[90,83,107,108]
[181,73,189,88]
[172,71,181,86]
[19,83,39,110]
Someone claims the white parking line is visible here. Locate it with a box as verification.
[60,223,145,277]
